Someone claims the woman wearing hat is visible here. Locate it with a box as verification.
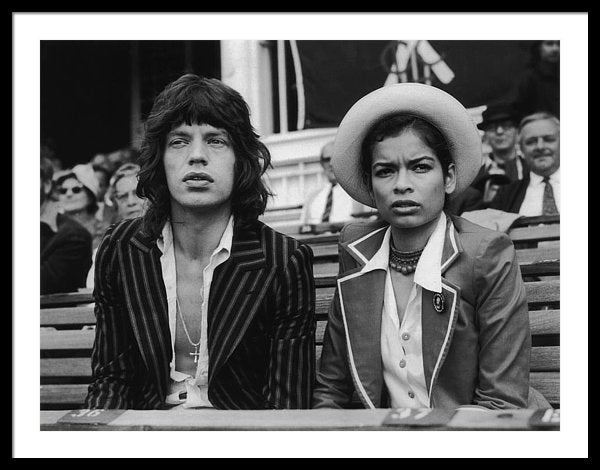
[313,83,542,410]
[55,163,105,249]
[85,163,146,289]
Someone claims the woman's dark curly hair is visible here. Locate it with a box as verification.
[137,74,273,238]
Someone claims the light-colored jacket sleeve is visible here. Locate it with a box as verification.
[472,231,531,409]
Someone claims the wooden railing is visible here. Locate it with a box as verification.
[40,408,559,431]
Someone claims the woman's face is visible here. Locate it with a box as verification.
[370,130,455,231]
[58,176,91,214]
[114,174,144,220]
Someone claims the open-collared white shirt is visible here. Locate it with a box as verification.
[360,212,447,409]
[519,168,561,216]
[157,215,234,408]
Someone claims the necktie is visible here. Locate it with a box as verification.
[322,184,335,222]
[542,176,558,215]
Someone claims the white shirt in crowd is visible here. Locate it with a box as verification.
[359,211,448,409]
[301,182,369,225]
[158,215,234,409]
[519,168,561,216]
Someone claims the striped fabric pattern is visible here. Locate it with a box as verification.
[85,218,316,410]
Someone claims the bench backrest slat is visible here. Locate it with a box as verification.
[529,372,559,407]
[530,346,560,372]
[40,306,95,327]
[40,329,94,350]
[41,358,91,378]
[295,223,560,245]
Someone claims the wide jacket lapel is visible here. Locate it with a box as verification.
[207,222,274,385]
[122,224,172,402]
[337,224,389,408]
[421,217,463,407]
[337,269,386,408]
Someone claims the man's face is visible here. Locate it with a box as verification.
[519,119,560,177]
[540,40,560,64]
[163,122,236,215]
[320,143,337,184]
[483,119,518,155]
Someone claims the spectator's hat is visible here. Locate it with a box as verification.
[477,102,520,130]
[331,83,483,207]
[54,163,100,200]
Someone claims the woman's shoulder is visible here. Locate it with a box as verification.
[339,219,388,244]
[450,214,514,258]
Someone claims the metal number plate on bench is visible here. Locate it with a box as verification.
[57,409,126,426]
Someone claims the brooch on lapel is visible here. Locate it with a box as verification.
[433,293,446,314]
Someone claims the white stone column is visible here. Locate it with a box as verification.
[220,40,274,137]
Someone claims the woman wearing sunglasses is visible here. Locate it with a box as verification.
[55,163,105,249]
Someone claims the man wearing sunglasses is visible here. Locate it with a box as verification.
[40,156,93,294]
[85,74,316,411]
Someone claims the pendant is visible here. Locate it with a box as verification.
[189,345,201,363]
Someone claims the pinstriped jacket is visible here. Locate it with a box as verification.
[84,217,316,410]
[313,215,531,410]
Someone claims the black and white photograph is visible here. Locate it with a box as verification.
[14,12,587,458]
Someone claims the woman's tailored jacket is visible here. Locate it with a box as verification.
[313,215,531,410]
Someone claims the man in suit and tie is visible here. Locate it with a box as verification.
[85,74,316,410]
[489,112,560,216]
[301,141,372,225]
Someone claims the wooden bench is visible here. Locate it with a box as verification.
[40,281,560,410]
[40,219,560,410]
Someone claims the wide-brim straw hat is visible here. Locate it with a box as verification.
[332,83,483,207]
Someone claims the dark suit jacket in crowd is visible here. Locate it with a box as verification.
[487,177,530,214]
[40,213,93,295]
[446,186,485,216]
[85,217,316,410]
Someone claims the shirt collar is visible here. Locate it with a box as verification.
[361,212,446,293]
[530,167,560,184]
[157,214,235,257]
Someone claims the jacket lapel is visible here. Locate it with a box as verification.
[207,222,274,385]
[512,177,530,213]
[341,221,388,267]
[123,224,172,402]
[422,217,463,406]
[421,280,460,407]
[337,269,385,408]
[337,224,389,408]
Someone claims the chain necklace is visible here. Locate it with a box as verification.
[388,243,424,275]
[175,296,201,363]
